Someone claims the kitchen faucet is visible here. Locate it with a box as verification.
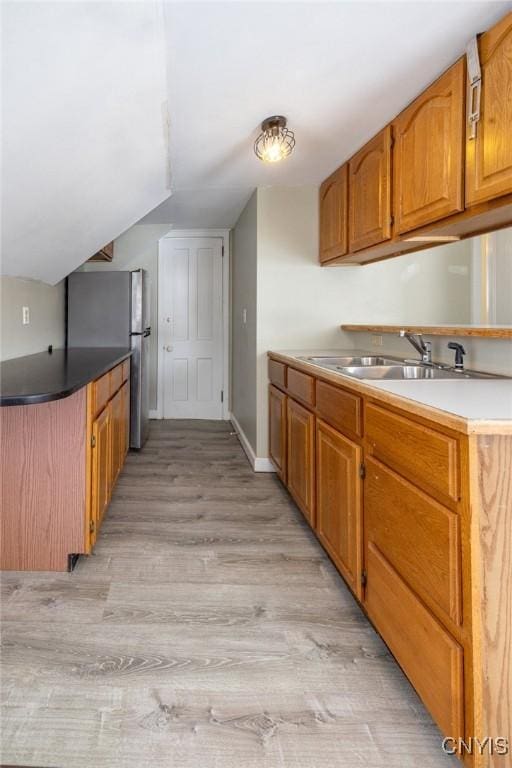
[399,330,432,364]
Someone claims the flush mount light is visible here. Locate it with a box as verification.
[254,116,295,163]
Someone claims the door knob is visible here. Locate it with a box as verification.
[163,345,172,352]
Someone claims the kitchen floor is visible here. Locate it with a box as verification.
[1,420,456,768]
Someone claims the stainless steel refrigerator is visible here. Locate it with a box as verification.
[67,269,150,449]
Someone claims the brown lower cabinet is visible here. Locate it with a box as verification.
[316,418,362,599]
[87,363,130,552]
[286,397,315,527]
[268,353,512,766]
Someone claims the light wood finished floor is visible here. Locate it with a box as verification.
[1,420,457,768]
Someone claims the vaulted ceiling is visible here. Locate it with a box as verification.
[2,1,510,282]
[1,1,171,284]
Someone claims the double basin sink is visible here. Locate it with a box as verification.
[298,355,497,381]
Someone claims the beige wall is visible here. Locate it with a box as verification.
[78,223,171,410]
[231,191,258,449]
[0,276,65,361]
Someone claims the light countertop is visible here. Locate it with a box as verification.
[269,349,512,432]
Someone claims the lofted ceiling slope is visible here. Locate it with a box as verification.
[1,1,171,284]
[140,0,510,229]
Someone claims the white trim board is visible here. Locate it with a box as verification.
[229,412,275,473]
[155,229,230,420]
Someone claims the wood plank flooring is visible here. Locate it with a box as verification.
[1,420,457,768]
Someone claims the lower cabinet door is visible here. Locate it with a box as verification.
[110,387,123,486]
[316,419,362,598]
[269,385,287,481]
[286,397,315,527]
[365,542,464,740]
[91,403,112,534]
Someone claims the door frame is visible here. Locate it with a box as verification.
[154,229,230,420]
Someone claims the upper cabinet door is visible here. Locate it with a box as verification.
[394,60,465,234]
[319,164,348,263]
[466,12,512,206]
[349,126,392,252]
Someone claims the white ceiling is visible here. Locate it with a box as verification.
[142,0,511,229]
[1,1,171,284]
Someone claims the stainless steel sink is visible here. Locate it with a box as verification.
[339,365,480,380]
[300,355,400,368]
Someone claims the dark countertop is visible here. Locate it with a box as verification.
[0,347,133,406]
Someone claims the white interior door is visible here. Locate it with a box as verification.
[160,237,224,419]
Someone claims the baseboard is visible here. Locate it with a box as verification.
[229,412,275,473]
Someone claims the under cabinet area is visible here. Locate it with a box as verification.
[268,351,510,766]
[319,10,512,266]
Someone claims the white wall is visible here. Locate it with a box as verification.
[0,277,65,361]
[78,224,171,410]
[2,1,170,284]
[232,186,512,462]
[231,192,258,450]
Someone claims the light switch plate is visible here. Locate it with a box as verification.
[22,306,30,325]
[372,334,383,347]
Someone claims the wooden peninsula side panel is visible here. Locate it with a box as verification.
[0,388,86,571]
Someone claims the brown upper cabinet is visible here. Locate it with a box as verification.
[466,12,512,206]
[319,164,348,263]
[349,126,392,252]
[394,59,465,234]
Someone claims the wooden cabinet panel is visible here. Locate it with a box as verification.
[316,380,362,440]
[365,543,464,740]
[268,359,286,389]
[110,387,123,487]
[91,372,110,418]
[319,164,348,263]
[394,59,465,233]
[287,398,315,527]
[122,359,130,384]
[287,368,315,406]
[366,457,462,628]
[349,126,392,252]
[91,403,111,535]
[466,12,512,205]
[110,363,123,396]
[316,419,362,597]
[365,403,460,507]
[269,385,287,482]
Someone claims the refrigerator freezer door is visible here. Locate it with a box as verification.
[67,272,131,347]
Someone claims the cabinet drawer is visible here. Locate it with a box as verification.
[287,368,315,406]
[110,363,123,396]
[91,372,111,418]
[269,359,286,389]
[121,359,130,383]
[365,403,460,505]
[366,457,461,627]
[316,380,361,439]
[366,543,464,739]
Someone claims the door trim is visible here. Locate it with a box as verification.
[155,229,230,420]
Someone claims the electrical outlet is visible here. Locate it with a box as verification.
[371,334,383,347]
[22,306,30,325]
[242,308,247,325]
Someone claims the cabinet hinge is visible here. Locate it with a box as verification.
[361,570,367,588]
[359,462,366,480]
[91,434,96,448]
[89,519,96,534]
[221,390,224,403]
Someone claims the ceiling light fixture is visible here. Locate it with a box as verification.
[254,116,295,163]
